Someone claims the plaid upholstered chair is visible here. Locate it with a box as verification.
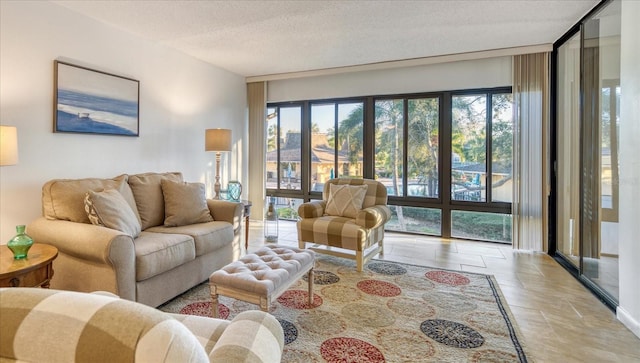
[297,178,391,271]
[0,288,284,363]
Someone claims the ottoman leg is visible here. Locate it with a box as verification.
[307,268,314,306]
[211,287,220,318]
[259,296,269,312]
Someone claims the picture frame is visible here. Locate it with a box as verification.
[53,60,140,136]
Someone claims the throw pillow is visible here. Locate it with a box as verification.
[161,179,214,227]
[85,189,142,238]
[128,172,183,230]
[324,184,368,218]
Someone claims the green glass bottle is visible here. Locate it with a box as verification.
[7,225,33,259]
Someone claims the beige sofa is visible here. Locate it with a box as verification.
[27,172,242,307]
[0,288,284,363]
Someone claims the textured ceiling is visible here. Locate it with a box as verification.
[53,0,598,77]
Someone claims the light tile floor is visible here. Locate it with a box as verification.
[244,220,640,363]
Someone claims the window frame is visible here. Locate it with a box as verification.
[267,87,513,241]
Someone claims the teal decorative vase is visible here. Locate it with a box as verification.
[7,225,33,259]
[227,181,242,201]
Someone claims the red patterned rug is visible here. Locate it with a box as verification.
[159,255,529,362]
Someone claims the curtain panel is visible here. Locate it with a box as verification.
[247,81,267,215]
[512,52,550,251]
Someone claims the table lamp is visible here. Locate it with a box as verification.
[0,126,19,166]
[205,128,232,199]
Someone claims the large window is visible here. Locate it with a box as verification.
[267,87,512,242]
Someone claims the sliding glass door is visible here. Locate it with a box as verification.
[556,31,581,268]
[553,0,621,306]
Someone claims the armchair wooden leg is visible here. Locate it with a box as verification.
[307,268,314,306]
[356,250,363,272]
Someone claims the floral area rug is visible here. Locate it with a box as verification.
[159,255,529,363]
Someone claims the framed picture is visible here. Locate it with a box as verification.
[54,60,139,136]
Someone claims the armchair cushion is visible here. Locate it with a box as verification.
[324,184,367,218]
[161,179,213,227]
[85,188,142,238]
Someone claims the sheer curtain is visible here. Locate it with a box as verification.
[247,81,267,215]
[512,52,550,251]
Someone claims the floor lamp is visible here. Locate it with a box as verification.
[205,128,232,199]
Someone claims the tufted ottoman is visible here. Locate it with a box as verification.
[209,245,315,318]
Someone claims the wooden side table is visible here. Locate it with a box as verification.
[0,243,58,288]
[241,200,252,249]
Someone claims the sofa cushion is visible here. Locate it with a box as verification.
[324,184,367,218]
[85,189,142,238]
[161,179,213,227]
[42,174,139,224]
[134,231,195,281]
[146,221,233,257]
[128,172,183,230]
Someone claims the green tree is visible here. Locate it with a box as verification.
[267,124,277,152]
[375,100,403,196]
[408,98,439,197]
[338,106,364,168]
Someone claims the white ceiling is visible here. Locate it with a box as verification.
[53,0,598,78]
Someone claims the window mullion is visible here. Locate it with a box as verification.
[334,103,339,178]
[442,92,453,238]
[403,99,409,197]
[486,92,493,204]
[276,107,281,191]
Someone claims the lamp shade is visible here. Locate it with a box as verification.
[205,128,232,152]
[0,126,18,166]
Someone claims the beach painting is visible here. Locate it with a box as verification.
[54,61,139,136]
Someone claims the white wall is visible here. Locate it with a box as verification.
[0,1,247,243]
[617,0,640,339]
[268,56,512,102]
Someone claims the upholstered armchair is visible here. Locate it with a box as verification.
[297,178,391,271]
[0,288,284,363]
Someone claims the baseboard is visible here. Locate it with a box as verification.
[617,306,640,339]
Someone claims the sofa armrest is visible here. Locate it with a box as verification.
[27,217,136,299]
[169,313,231,353]
[207,200,243,233]
[298,200,326,219]
[355,205,392,229]
[209,310,284,363]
